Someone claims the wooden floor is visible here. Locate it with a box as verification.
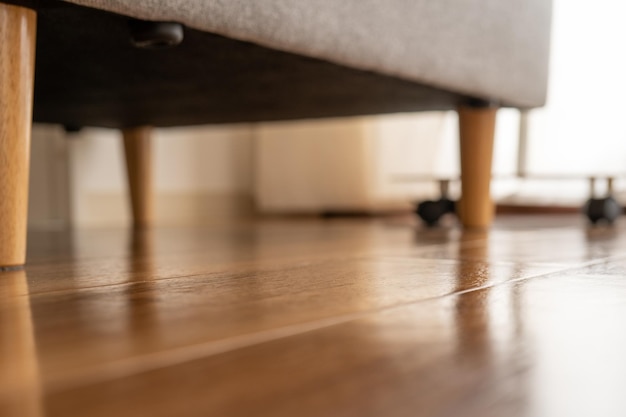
[3,214,626,417]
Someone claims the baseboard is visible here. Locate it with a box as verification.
[495,203,582,214]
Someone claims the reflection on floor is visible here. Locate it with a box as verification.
[2,214,626,417]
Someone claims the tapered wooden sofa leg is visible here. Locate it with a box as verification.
[0,4,37,270]
[122,127,154,228]
[457,104,498,229]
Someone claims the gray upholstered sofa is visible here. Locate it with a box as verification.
[0,0,552,268]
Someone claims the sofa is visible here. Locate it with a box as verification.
[0,0,552,268]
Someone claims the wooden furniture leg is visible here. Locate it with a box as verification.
[457,105,498,229]
[0,4,37,269]
[122,127,154,228]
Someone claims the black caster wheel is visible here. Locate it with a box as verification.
[583,196,622,225]
[416,198,456,227]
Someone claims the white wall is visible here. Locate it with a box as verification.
[529,0,626,176]
[254,110,523,213]
[506,0,626,204]
[28,125,72,229]
[66,124,254,227]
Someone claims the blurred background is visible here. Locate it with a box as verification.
[28,0,626,229]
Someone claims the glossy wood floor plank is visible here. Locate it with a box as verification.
[20,219,625,295]
[46,268,626,417]
[27,257,562,390]
[2,215,626,417]
[21,221,466,294]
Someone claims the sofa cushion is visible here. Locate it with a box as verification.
[63,0,552,108]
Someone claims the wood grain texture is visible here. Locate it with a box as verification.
[122,127,153,228]
[0,4,36,267]
[49,268,626,417]
[457,105,497,229]
[3,215,626,416]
